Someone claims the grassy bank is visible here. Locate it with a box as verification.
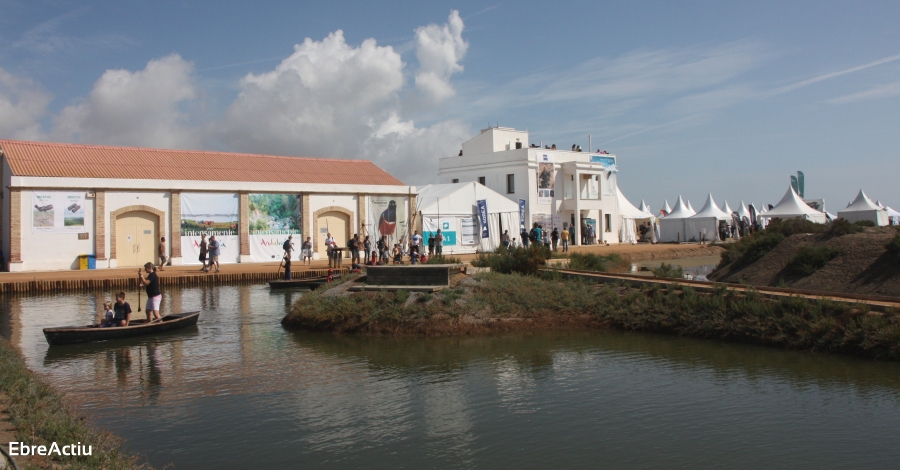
[283,272,900,360]
[0,338,145,469]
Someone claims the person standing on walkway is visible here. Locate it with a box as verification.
[199,234,209,272]
[325,232,336,268]
[410,230,422,256]
[551,228,559,251]
[363,235,372,262]
[428,233,435,256]
[282,253,292,280]
[208,235,220,273]
[301,236,312,266]
[560,226,569,252]
[283,234,294,259]
[349,233,360,266]
[520,228,530,247]
[158,237,167,271]
[501,230,510,247]
[138,262,162,322]
[435,229,444,255]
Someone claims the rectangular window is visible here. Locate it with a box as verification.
[506,174,515,194]
[452,179,459,183]
[478,176,486,185]
[605,213,612,232]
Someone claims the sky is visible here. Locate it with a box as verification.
[1,1,899,212]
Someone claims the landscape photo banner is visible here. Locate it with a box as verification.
[368,196,409,246]
[181,193,239,264]
[249,194,302,262]
[32,192,85,233]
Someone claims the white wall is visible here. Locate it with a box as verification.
[2,158,11,269]
[18,189,96,271]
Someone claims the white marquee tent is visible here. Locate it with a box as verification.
[685,193,731,242]
[877,201,900,225]
[761,185,827,224]
[416,182,520,254]
[659,200,672,217]
[659,195,695,242]
[617,189,656,244]
[838,190,889,225]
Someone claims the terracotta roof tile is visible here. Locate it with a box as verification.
[0,140,405,186]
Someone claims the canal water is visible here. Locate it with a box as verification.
[3,283,900,469]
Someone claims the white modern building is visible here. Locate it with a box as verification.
[438,127,623,245]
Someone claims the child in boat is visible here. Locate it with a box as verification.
[101,301,115,327]
[112,292,132,327]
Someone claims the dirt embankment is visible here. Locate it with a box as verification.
[710,227,900,297]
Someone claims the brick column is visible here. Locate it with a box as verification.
[94,191,107,260]
[302,193,311,247]
[170,191,181,258]
[357,194,366,236]
[239,192,250,258]
[9,189,21,265]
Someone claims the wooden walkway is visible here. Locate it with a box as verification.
[552,269,900,311]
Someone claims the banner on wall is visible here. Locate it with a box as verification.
[249,194,302,261]
[423,217,458,246]
[476,199,489,238]
[460,216,478,245]
[518,199,526,232]
[181,193,239,264]
[537,153,555,205]
[31,192,85,233]
[368,196,409,247]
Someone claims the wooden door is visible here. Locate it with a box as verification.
[317,212,349,257]
[116,211,158,267]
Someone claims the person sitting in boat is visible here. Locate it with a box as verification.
[112,292,132,327]
[100,301,116,327]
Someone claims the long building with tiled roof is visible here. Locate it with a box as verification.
[0,140,416,272]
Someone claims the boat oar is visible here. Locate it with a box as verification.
[137,269,142,313]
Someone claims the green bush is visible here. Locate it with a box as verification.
[425,254,462,264]
[718,229,785,269]
[854,220,876,227]
[784,245,840,276]
[886,233,900,260]
[652,263,684,279]
[472,244,551,275]
[828,218,865,236]
[568,253,629,272]
[767,218,826,237]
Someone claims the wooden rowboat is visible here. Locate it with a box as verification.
[268,275,340,290]
[43,311,201,345]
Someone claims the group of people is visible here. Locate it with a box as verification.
[99,262,163,327]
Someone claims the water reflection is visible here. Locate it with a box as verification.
[2,284,900,469]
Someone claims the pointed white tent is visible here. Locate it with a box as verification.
[416,182,520,254]
[616,187,656,245]
[738,200,752,220]
[761,185,827,223]
[659,200,672,217]
[721,200,735,216]
[837,189,889,225]
[685,193,731,242]
[659,196,694,242]
[639,200,650,214]
[686,200,696,215]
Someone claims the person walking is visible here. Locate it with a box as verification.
[158,236,167,271]
[560,226,570,252]
[520,228,530,247]
[551,228,559,251]
[301,236,312,266]
[207,235,220,273]
[282,234,294,259]
[199,234,209,271]
[138,262,162,322]
[435,229,444,255]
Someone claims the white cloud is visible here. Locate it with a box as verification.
[828,80,900,104]
[52,54,200,148]
[0,67,51,140]
[414,10,468,102]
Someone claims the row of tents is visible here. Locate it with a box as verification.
[628,185,899,244]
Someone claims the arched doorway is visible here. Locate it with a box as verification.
[115,211,159,267]
[316,211,350,257]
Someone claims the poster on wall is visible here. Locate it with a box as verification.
[537,153,555,205]
[32,192,85,233]
[423,217,458,247]
[590,155,616,168]
[249,194,302,261]
[460,216,479,245]
[180,193,240,264]
[368,196,409,247]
